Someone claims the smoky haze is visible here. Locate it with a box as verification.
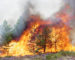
[0,0,75,45]
[0,0,64,44]
[0,0,30,44]
[30,0,64,19]
[66,0,75,46]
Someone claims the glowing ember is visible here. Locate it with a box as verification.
[0,14,75,57]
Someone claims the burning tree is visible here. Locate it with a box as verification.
[0,15,74,57]
[28,23,70,54]
[32,25,52,53]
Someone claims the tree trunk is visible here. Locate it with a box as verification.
[43,45,46,53]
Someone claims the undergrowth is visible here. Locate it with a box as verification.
[46,51,75,60]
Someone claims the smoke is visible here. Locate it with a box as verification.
[0,0,75,45]
[29,0,64,19]
[64,0,75,46]
[12,3,30,37]
[0,0,29,27]
[12,0,64,37]
[0,0,67,43]
[29,0,75,45]
[0,0,30,44]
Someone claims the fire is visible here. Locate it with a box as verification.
[0,14,75,57]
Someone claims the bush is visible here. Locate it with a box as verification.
[46,53,62,60]
[5,56,12,58]
[59,51,75,56]
[46,51,75,60]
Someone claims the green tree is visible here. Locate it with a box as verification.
[1,20,13,45]
[4,32,13,45]
[2,20,11,35]
[35,25,52,53]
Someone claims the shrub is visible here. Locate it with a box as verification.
[46,51,75,60]
[46,53,62,60]
[59,51,75,56]
[5,56,12,58]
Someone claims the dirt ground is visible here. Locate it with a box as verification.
[0,55,75,60]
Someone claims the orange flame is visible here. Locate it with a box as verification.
[0,14,75,57]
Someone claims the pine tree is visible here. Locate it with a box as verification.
[35,25,52,53]
[0,20,13,45]
[2,20,11,35]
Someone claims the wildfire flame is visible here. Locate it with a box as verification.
[0,10,75,57]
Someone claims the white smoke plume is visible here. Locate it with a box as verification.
[0,0,29,44]
[30,0,64,19]
[65,0,75,46]
[0,0,29,26]
[0,0,64,27]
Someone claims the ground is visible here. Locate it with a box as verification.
[0,51,75,60]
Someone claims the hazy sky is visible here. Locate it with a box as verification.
[0,0,28,26]
[0,0,64,26]
[0,0,75,44]
[0,0,20,25]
